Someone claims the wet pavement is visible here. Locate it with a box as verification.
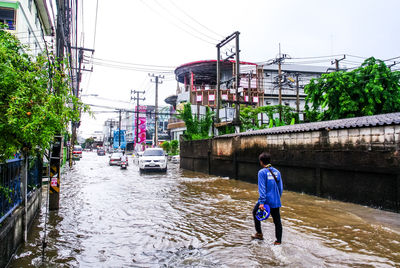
[9,152,400,267]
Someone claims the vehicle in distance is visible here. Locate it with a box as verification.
[72,145,83,159]
[109,152,129,166]
[133,151,143,165]
[138,148,167,172]
[171,155,180,163]
[109,152,122,166]
[97,149,105,156]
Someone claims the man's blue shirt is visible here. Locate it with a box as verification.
[258,167,283,208]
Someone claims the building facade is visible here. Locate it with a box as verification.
[167,60,328,137]
[0,0,53,56]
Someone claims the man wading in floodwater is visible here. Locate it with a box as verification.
[252,152,283,245]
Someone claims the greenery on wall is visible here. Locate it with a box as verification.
[304,57,400,121]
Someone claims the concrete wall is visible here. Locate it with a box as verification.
[0,188,42,267]
[180,125,400,212]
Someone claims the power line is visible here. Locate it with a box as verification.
[153,0,220,43]
[92,0,99,49]
[91,57,176,69]
[166,0,225,40]
[138,0,216,45]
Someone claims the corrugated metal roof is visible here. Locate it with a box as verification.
[217,112,400,138]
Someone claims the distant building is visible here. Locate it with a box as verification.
[103,105,172,151]
[0,0,53,56]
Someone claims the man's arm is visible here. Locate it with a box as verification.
[258,170,267,205]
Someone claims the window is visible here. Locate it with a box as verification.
[0,8,15,30]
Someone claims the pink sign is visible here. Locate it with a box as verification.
[135,106,147,144]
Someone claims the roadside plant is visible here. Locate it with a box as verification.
[239,105,298,132]
[170,140,179,155]
[161,141,171,154]
[0,27,88,162]
[304,57,400,121]
[177,102,214,140]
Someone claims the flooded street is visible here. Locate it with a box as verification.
[10,152,400,267]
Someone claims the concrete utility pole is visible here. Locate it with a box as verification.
[274,43,289,121]
[331,54,346,71]
[149,74,164,147]
[69,46,94,168]
[295,73,300,113]
[49,0,67,211]
[131,90,145,144]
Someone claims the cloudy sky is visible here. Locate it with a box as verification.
[77,0,400,137]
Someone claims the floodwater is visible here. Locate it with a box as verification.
[9,152,400,267]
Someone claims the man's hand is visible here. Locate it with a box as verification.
[259,204,265,210]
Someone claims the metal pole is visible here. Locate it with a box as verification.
[216,45,221,123]
[155,76,159,147]
[296,73,300,113]
[278,44,282,121]
[235,32,240,129]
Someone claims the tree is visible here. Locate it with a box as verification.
[84,137,95,149]
[0,27,87,162]
[304,57,400,121]
[177,102,214,140]
[161,140,171,154]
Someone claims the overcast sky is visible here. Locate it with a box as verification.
[77,0,400,138]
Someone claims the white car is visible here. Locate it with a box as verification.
[138,148,167,172]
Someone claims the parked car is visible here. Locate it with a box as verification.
[97,149,105,156]
[138,148,167,172]
[72,145,83,159]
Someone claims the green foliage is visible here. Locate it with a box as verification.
[170,140,179,155]
[239,105,299,132]
[304,57,400,121]
[161,140,171,154]
[177,103,214,140]
[0,29,88,162]
[84,137,95,148]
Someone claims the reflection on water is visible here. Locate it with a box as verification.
[10,153,400,267]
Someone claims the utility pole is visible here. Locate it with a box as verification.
[131,90,145,145]
[149,74,164,147]
[331,54,346,71]
[69,46,94,167]
[48,0,66,211]
[216,31,240,132]
[273,43,289,121]
[295,73,300,113]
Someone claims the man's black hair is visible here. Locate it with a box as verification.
[259,152,271,165]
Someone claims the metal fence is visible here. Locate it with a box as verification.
[0,156,42,224]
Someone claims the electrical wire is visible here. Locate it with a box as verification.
[138,0,216,45]
[92,0,99,50]
[91,57,176,69]
[166,0,225,40]
[153,0,220,43]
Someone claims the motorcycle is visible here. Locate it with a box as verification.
[120,160,127,169]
